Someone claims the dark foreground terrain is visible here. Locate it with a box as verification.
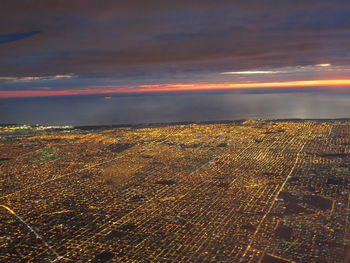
[0,120,349,262]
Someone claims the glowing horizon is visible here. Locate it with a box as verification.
[2,79,350,98]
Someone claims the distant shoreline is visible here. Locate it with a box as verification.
[2,118,350,130]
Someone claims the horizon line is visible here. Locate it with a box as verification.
[1,79,350,98]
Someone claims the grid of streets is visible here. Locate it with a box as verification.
[0,120,349,262]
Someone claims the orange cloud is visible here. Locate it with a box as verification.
[1,79,350,98]
[0,90,78,98]
[0,87,133,98]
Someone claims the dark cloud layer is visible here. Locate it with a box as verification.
[1,0,350,78]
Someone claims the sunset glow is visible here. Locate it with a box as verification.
[2,79,350,98]
[137,79,350,92]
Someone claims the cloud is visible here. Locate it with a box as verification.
[0,31,40,44]
[1,0,350,81]
[221,71,283,75]
[0,74,75,82]
[220,64,335,75]
[315,63,331,67]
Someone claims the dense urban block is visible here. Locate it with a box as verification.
[0,120,349,262]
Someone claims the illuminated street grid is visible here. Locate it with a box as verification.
[0,120,349,262]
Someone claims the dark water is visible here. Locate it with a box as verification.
[1,89,350,126]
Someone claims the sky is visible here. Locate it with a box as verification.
[1,0,350,98]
